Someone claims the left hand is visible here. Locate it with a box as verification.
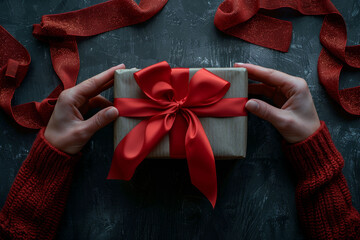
[44,64,125,154]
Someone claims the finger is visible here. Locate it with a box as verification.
[248,83,276,98]
[88,95,113,109]
[96,78,114,93]
[245,99,287,128]
[234,63,296,87]
[249,84,289,108]
[78,95,113,115]
[78,100,90,116]
[71,64,125,105]
[83,106,119,136]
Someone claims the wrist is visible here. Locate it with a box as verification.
[41,128,81,157]
[289,120,321,143]
[43,127,81,155]
[287,120,322,144]
[282,109,321,143]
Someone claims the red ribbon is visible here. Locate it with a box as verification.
[1,0,360,206]
[214,0,360,115]
[109,61,247,207]
[0,0,167,129]
[1,0,360,127]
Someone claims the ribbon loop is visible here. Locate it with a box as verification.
[184,69,230,107]
[134,61,174,102]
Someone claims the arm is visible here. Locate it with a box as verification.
[0,64,125,239]
[235,63,360,239]
[284,122,360,239]
[0,129,79,239]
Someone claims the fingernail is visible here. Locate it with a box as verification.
[245,100,258,111]
[106,107,119,118]
[116,63,125,68]
[234,62,244,66]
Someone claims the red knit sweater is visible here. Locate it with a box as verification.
[284,121,360,239]
[0,122,359,239]
[0,129,79,240]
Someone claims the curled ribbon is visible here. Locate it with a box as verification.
[109,61,247,207]
[215,0,360,115]
[2,0,360,130]
[0,0,167,129]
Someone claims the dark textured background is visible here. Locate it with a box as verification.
[1,0,360,239]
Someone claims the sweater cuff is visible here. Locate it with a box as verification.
[283,121,344,179]
[24,128,81,178]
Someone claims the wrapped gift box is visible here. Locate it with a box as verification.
[114,67,248,159]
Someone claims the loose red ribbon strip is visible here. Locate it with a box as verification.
[215,0,360,115]
[1,0,360,125]
[0,0,167,129]
[109,61,247,207]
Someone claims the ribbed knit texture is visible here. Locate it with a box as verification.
[1,122,360,239]
[284,121,360,239]
[0,128,80,240]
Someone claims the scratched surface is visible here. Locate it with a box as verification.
[1,0,360,239]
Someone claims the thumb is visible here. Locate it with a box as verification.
[84,106,119,136]
[245,99,285,127]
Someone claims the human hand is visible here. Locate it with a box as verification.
[234,63,320,143]
[44,64,125,154]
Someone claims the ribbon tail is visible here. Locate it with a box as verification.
[108,114,175,180]
[183,110,217,208]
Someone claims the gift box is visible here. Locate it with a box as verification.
[110,61,247,207]
[113,66,248,159]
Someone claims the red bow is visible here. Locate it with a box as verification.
[109,61,247,207]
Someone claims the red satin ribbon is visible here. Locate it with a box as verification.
[109,61,248,207]
[0,0,167,129]
[215,0,360,115]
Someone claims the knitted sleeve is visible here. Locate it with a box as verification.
[0,128,80,240]
[283,121,360,239]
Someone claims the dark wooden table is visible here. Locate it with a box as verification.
[1,0,360,239]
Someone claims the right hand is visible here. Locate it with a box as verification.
[234,63,321,143]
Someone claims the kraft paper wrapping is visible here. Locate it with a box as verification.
[114,68,248,159]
